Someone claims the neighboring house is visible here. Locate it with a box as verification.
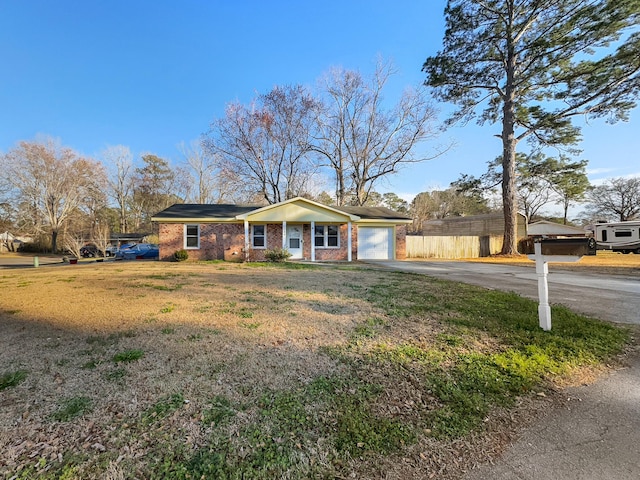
[422,212,527,237]
[0,231,15,252]
[109,233,151,248]
[0,231,28,253]
[527,220,588,237]
[410,213,528,258]
[152,197,412,262]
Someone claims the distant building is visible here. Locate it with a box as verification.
[527,220,587,237]
[422,212,527,238]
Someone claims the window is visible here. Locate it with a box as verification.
[314,225,339,248]
[185,224,199,249]
[252,225,266,248]
[614,230,632,237]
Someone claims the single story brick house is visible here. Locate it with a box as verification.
[152,197,412,262]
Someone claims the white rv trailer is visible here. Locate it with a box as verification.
[593,220,640,254]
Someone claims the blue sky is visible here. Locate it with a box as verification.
[1,1,638,213]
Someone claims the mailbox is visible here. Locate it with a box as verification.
[522,237,596,256]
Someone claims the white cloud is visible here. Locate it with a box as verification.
[586,167,617,175]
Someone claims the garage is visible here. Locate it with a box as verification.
[357,226,394,260]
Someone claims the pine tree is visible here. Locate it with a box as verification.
[424,0,640,253]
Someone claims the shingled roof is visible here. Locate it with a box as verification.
[152,200,411,222]
[152,204,261,220]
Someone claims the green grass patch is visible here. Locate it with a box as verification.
[104,367,127,381]
[160,303,176,314]
[145,374,414,479]
[152,283,185,291]
[355,272,630,438]
[143,393,185,424]
[113,349,144,363]
[51,396,92,422]
[350,316,387,341]
[244,262,319,270]
[239,321,261,330]
[201,395,238,425]
[0,370,27,390]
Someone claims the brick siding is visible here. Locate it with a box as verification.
[159,221,406,262]
[158,223,244,261]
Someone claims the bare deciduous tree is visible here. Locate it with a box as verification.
[102,145,134,233]
[315,60,445,206]
[587,177,640,222]
[205,85,321,205]
[2,137,107,253]
[178,140,235,204]
[410,187,491,232]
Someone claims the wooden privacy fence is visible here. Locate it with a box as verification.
[407,235,504,259]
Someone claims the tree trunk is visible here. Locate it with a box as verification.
[335,157,346,206]
[501,18,519,255]
[51,229,58,254]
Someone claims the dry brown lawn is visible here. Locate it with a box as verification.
[0,260,631,479]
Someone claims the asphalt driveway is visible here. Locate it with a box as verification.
[368,259,640,325]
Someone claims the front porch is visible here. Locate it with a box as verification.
[244,221,353,262]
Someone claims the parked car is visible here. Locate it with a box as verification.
[115,243,159,260]
[113,243,136,259]
[80,244,99,258]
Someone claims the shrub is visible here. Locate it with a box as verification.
[173,249,189,262]
[264,248,292,263]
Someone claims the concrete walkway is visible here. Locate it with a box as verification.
[366,259,640,480]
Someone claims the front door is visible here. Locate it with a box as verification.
[286,225,303,259]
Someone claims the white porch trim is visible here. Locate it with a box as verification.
[282,221,287,249]
[243,219,249,261]
[311,221,315,262]
[347,221,352,262]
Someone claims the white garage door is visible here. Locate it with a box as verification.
[358,227,393,260]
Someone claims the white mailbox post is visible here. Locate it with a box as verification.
[527,242,582,331]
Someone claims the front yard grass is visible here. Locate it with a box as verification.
[0,261,631,479]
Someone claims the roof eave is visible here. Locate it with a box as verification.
[235,197,360,221]
[151,217,241,223]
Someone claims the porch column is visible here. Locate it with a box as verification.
[311,221,315,262]
[244,219,249,261]
[347,221,352,262]
[282,221,287,250]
